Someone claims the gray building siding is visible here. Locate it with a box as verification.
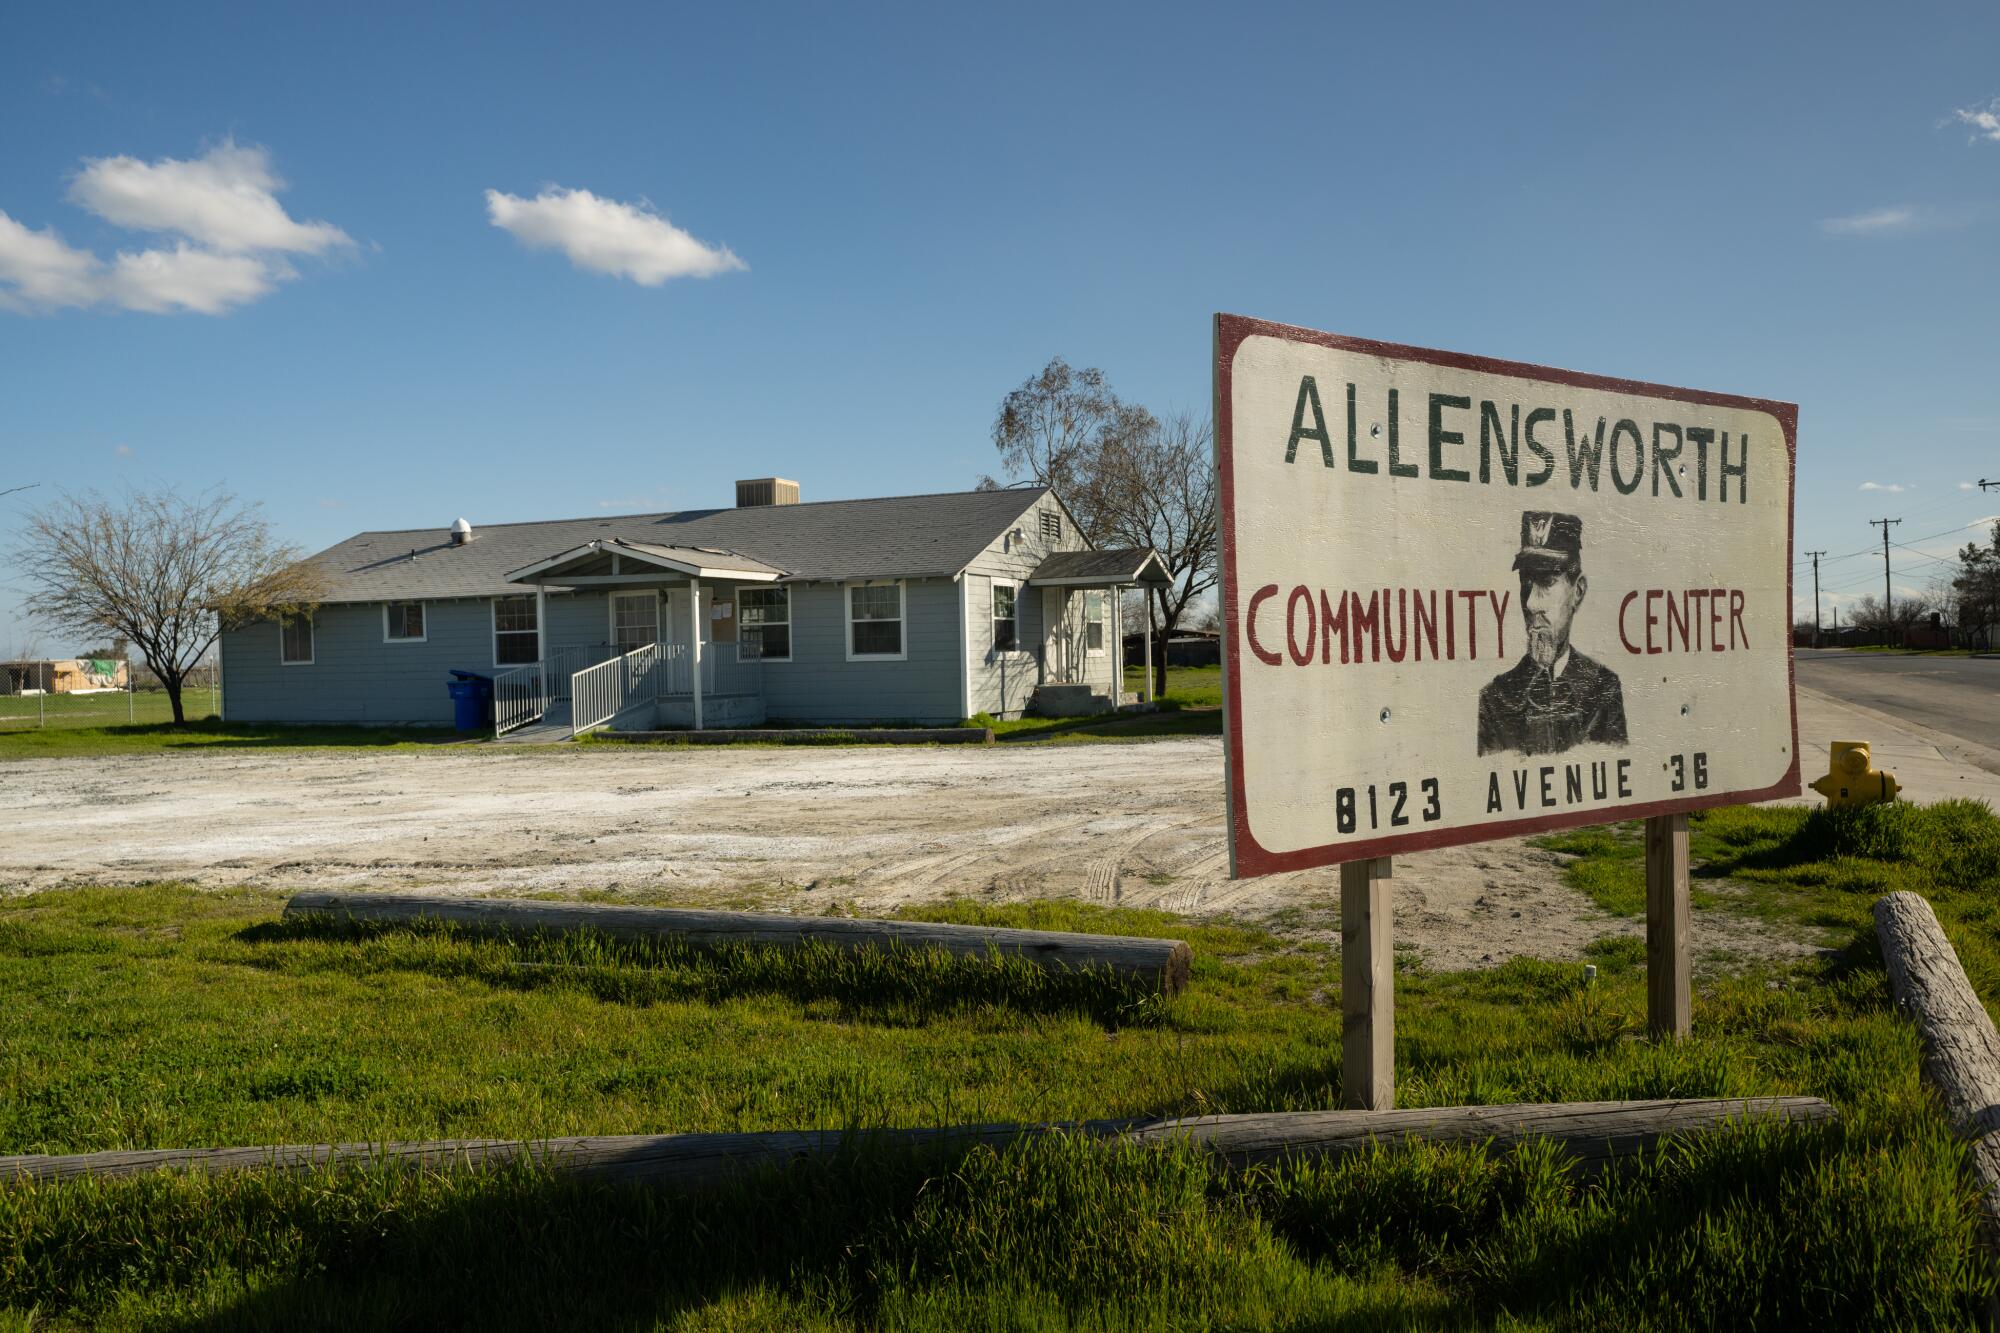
[759,578,962,724]
[961,497,1117,718]
[222,598,505,724]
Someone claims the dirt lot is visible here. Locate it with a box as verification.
[0,740,1805,971]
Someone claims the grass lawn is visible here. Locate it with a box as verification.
[3,799,1997,1327]
[0,688,217,732]
[980,665,1224,743]
[0,717,464,757]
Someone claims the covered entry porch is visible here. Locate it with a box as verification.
[493,539,784,739]
[1025,548,1172,716]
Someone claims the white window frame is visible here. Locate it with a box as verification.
[737,585,792,663]
[607,589,661,653]
[492,595,540,669]
[990,578,1026,658]
[1085,590,1108,657]
[382,601,427,644]
[845,579,907,662]
[279,613,314,666]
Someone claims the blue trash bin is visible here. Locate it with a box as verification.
[447,670,495,730]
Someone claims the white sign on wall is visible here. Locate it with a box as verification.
[1214,314,1799,878]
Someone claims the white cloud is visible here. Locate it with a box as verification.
[1859,481,1907,492]
[1952,97,2000,143]
[0,141,346,316]
[318,497,344,509]
[1962,481,1978,491]
[0,213,103,310]
[1821,206,1920,236]
[485,186,744,285]
[114,444,133,457]
[68,141,349,254]
[105,244,277,314]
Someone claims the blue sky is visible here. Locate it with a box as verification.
[2,1,1997,653]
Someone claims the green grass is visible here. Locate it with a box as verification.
[0,717,464,757]
[1842,645,1981,656]
[5,805,2000,1328]
[974,665,1224,743]
[0,687,217,732]
[1535,799,2000,953]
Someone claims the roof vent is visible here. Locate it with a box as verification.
[449,517,473,546]
[736,478,800,508]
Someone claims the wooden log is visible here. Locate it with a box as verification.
[1340,857,1394,1110]
[1874,892,2000,1249]
[0,1098,1836,1190]
[1645,813,1692,1040]
[283,891,1193,996]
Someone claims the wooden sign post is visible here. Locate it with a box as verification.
[1645,813,1692,1039]
[1340,856,1395,1109]
[1213,314,1798,1086]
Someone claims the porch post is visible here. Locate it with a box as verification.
[689,577,705,731]
[534,580,547,670]
[1142,591,1155,704]
[1111,585,1123,706]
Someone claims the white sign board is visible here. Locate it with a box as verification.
[1215,315,1799,878]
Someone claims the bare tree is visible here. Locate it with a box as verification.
[13,488,325,723]
[1082,410,1218,696]
[1846,591,1939,644]
[988,357,1124,502]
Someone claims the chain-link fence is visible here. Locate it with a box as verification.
[0,661,220,730]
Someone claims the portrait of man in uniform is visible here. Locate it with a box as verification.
[1477,511,1628,756]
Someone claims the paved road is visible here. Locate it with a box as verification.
[1794,649,2000,756]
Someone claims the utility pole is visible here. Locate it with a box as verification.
[1804,550,1827,647]
[1979,480,2000,492]
[1870,518,1901,645]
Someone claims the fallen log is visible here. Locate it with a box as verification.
[0,1098,1834,1189]
[1875,892,2000,1246]
[283,891,1193,996]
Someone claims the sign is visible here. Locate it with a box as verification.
[1214,314,1799,878]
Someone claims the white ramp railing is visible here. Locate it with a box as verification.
[657,642,717,696]
[572,644,661,736]
[494,663,547,736]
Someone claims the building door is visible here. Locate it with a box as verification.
[610,592,660,654]
[1043,587,1071,683]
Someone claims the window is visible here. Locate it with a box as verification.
[1085,590,1107,655]
[991,582,1018,653]
[280,614,314,665]
[847,580,905,659]
[493,596,539,666]
[738,586,791,661]
[384,601,426,642]
[610,592,659,653]
[1039,510,1062,542]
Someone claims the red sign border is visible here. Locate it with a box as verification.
[1214,312,1802,879]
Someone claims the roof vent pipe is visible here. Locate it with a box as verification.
[449,517,473,546]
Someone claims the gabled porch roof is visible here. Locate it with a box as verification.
[1026,548,1171,588]
[506,538,785,587]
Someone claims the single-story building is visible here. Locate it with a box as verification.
[219,480,1169,736]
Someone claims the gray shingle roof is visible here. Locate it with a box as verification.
[303,488,1052,603]
[1028,549,1172,586]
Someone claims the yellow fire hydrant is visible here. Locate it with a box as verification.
[1809,740,1901,808]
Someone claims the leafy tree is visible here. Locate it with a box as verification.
[1952,522,2000,645]
[13,487,325,723]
